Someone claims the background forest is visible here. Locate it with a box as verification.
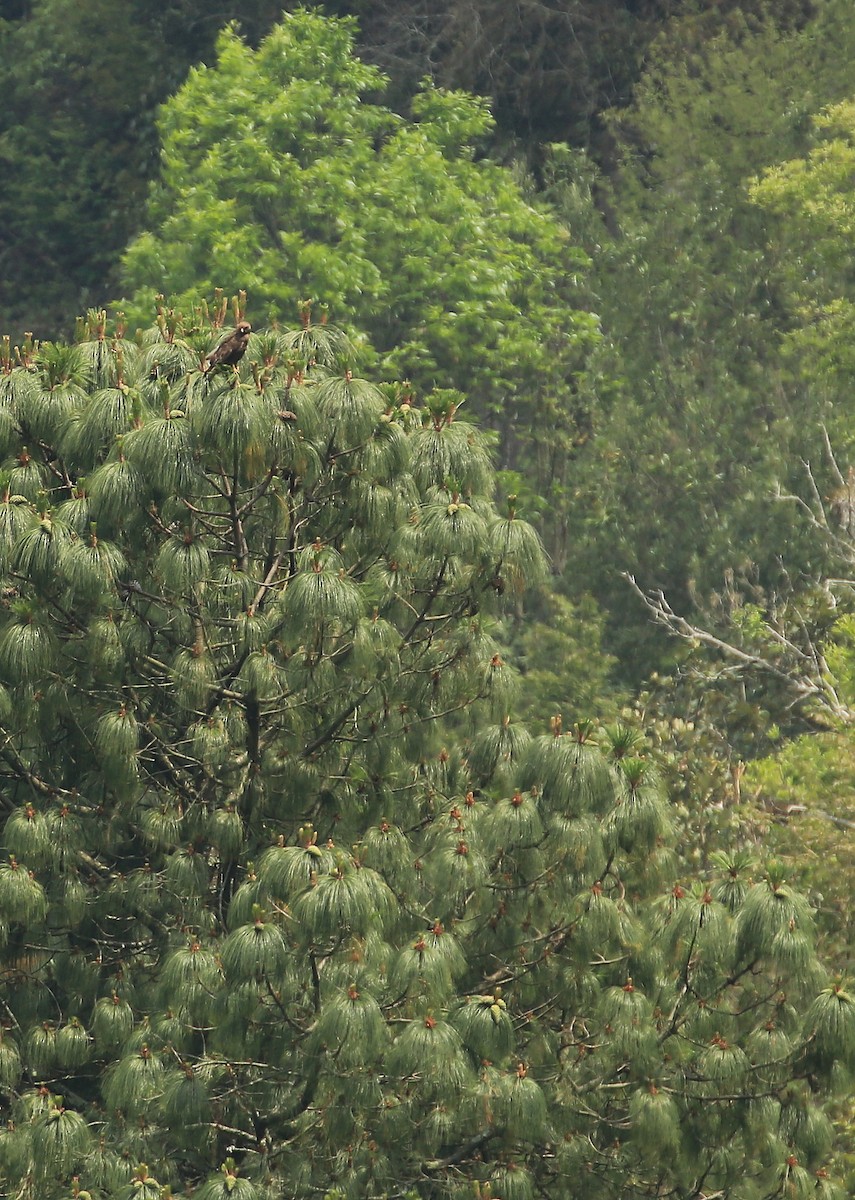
[2,0,855,1197]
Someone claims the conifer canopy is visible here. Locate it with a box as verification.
[0,306,848,1199]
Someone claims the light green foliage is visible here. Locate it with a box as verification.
[0,306,844,1199]
[744,728,855,966]
[119,9,601,540]
[751,95,855,397]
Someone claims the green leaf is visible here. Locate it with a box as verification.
[388,1015,472,1090]
[451,994,514,1062]
[92,994,135,1050]
[803,985,855,1073]
[102,1046,166,1116]
[0,859,48,924]
[313,984,387,1068]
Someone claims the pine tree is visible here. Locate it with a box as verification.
[117,8,603,572]
[0,302,849,1199]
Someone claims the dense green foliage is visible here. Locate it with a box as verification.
[0,311,848,1198]
[0,0,814,341]
[8,0,855,664]
[0,0,286,336]
[548,1,855,674]
[7,1,855,1188]
[118,8,602,550]
[751,95,855,403]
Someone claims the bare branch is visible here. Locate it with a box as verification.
[623,573,855,724]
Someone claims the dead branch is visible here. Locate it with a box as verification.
[623,573,855,725]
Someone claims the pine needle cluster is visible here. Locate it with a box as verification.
[0,307,848,1199]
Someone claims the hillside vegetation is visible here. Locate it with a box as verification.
[2,1,855,1195]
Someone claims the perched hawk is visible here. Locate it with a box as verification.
[203,321,252,372]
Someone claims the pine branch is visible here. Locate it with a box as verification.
[0,744,73,798]
[421,1128,498,1171]
[248,550,284,616]
[136,719,207,805]
[229,487,250,571]
[237,463,279,519]
[300,688,373,759]
[401,557,449,641]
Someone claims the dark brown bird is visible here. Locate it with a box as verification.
[203,321,252,373]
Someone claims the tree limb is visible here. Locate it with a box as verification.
[623,573,855,724]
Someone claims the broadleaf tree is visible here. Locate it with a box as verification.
[0,302,849,1199]
[117,9,602,559]
[551,3,855,674]
[751,94,855,407]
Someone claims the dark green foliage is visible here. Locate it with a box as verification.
[0,0,285,339]
[2,0,804,342]
[0,307,845,1198]
[551,1,855,678]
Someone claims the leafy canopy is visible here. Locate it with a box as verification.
[0,0,286,338]
[119,10,600,453]
[553,6,855,674]
[751,95,855,396]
